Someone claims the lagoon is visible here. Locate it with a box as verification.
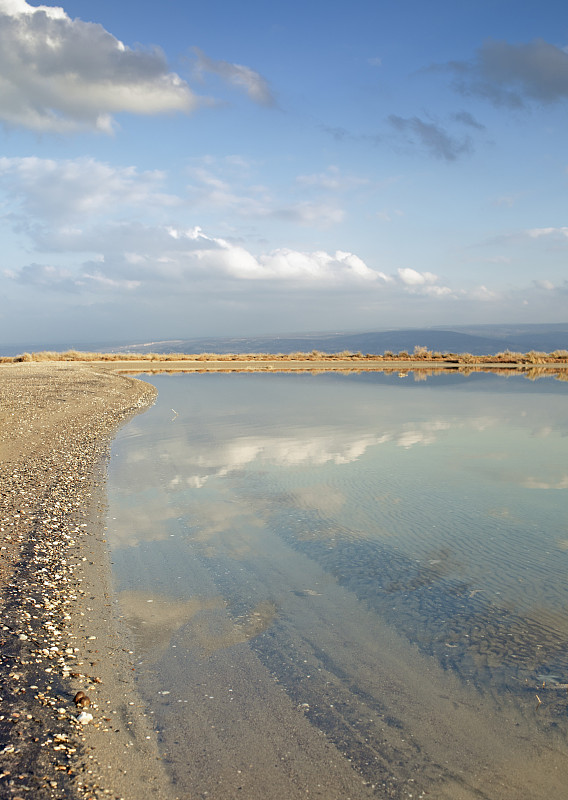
[106,372,568,800]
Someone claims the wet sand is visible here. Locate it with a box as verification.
[3,362,568,800]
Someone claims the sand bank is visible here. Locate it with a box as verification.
[0,363,172,800]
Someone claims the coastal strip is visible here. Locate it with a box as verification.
[0,363,173,800]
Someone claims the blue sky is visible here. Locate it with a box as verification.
[0,0,567,345]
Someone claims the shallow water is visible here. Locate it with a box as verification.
[107,372,568,799]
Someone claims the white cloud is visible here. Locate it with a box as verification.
[396,268,454,297]
[186,161,347,228]
[0,156,180,222]
[4,209,390,289]
[526,226,568,239]
[398,267,438,285]
[0,0,197,132]
[193,47,274,106]
[164,228,386,283]
[0,154,509,309]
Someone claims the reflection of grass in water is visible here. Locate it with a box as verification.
[274,510,568,730]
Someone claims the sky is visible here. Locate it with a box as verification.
[0,0,567,345]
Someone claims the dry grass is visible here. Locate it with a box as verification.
[1,348,567,366]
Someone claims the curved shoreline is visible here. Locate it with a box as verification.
[0,363,173,800]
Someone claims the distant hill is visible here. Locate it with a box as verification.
[3,323,568,358]
[109,324,568,357]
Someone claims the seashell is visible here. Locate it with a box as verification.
[73,691,90,707]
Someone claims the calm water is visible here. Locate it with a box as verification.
[107,372,568,800]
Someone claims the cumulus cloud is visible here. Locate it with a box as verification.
[163,228,386,283]
[0,154,459,302]
[447,38,568,108]
[193,47,274,106]
[398,267,438,286]
[396,268,453,297]
[0,0,198,132]
[388,115,472,160]
[4,220,390,290]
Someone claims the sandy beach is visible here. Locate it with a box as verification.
[0,363,173,800]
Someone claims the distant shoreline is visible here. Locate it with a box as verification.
[2,348,568,374]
